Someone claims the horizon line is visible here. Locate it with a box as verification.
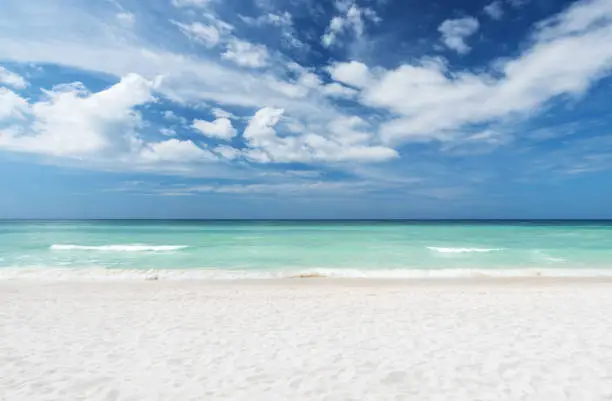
[2,218,612,222]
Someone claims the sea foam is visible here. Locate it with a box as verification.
[2,267,612,281]
[427,247,503,253]
[50,244,188,252]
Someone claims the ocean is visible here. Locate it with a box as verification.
[2,220,612,279]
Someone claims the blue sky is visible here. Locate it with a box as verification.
[1,0,612,218]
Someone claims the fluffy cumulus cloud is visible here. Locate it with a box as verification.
[0,74,157,156]
[0,88,28,119]
[321,0,380,47]
[0,66,28,89]
[438,16,480,54]
[193,117,237,140]
[0,73,224,171]
[0,0,612,183]
[239,107,398,163]
[325,0,612,145]
[139,139,214,163]
[328,61,373,88]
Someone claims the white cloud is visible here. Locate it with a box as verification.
[484,1,504,20]
[327,115,371,145]
[0,74,156,157]
[329,0,612,145]
[214,144,241,159]
[321,1,380,47]
[265,64,328,99]
[240,12,292,27]
[171,0,212,8]
[438,17,480,54]
[264,12,292,27]
[162,110,188,124]
[243,107,284,141]
[160,128,176,136]
[322,82,358,98]
[138,139,214,163]
[0,33,356,169]
[322,17,346,47]
[168,180,368,195]
[0,4,391,173]
[211,107,236,119]
[533,0,612,41]
[116,12,134,25]
[507,0,529,8]
[240,12,304,49]
[3,0,612,175]
[193,117,237,140]
[0,88,28,119]
[241,107,398,163]
[0,4,338,129]
[0,66,28,89]
[268,79,309,99]
[172,21,220,47]
[328,61,373,88]
[222,39,269,68]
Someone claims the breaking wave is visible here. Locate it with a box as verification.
[2,267,612,281]
[427,247,503,254]
[50,244,188,252]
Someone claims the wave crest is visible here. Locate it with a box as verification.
[427,247,503,254]
[50,244,188,252]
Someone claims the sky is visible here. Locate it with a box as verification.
[1,0,612,219]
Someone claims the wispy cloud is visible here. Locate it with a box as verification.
[171,0,213,9]
[172,21,222,47]
[506,0,529,8]
[483,1,504,20]
[0,0,611,194]
[116,12,134,25]
[328,0,612,148]
[221,38,269,68]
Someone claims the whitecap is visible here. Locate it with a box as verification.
[50,244,188,252]
[427,247,503,254]
[544,256,567,262]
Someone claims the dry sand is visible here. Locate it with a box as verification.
[1,279,612,400]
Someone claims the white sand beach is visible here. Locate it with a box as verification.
[2,279,612,401]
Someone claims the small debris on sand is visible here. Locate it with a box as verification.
[291,273,326,279]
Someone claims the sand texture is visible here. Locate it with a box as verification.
[1,280,612,400]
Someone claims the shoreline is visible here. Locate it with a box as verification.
[4,266,612,282]
[4,275,612,293]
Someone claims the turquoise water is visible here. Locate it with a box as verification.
[2,220,612,278]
